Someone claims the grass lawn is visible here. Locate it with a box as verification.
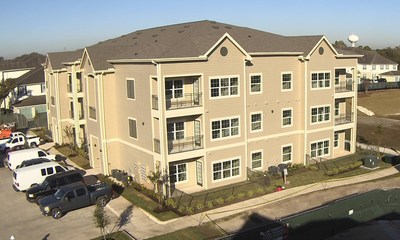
[358,89,400,116]
[91,231,133,240]
[55,145,91,169]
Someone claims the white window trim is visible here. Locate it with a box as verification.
[281,71,293,92]
[165,79,184,99]
[310,71,332,90]
[211,157,241,182]
[282,108,293,128]
[167,121,185,140]
[210,116,240,141]
[209,75,240,99]
[250,150,263,170]
[310,104,331,125]
[310,139,330,158]
[281,144,293,163]
[169,163,188,184]
[126,78,136,100]
[128,117,138,140]
[249,73,262,94]
[250,111,263,132]
[334,133,339,148]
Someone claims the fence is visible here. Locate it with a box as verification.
[358,81,400,92]
[305,154,364,173]
[167,169,271,209]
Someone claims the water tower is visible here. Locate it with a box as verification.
[348,34,359,47]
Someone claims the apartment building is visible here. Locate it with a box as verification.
[45,20,360,191]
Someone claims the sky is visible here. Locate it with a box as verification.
[1,0,399,59]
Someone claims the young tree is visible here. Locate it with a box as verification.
[93,202,110,240]
[63,125,75,148]
[147,166,165,209]
[0,78,17,114]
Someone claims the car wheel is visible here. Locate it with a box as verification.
[36,196,44,205]
[51,208,63,219]
[30,142,38,148]
[97,196,108,207]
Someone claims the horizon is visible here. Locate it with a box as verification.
[2,0,399,59]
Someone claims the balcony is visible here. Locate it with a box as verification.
[69,110,84,120]
[152,93,202,110]
[335,113,354,125]
[168,135,204,154]
[67,82,83,94]
[335,80,353,93]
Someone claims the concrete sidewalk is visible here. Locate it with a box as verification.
[39,142,400,239]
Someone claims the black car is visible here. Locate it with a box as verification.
[25,170,84,204]
[16,158,51,169]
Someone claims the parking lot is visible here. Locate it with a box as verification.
[0,155,117,240]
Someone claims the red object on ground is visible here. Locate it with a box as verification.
[0,129,11,139]
[276,186,284,191]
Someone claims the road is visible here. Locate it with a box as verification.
[0,157,117,240]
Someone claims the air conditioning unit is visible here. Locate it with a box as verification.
[364,155,379,169]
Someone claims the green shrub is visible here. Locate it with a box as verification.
[166,198,177,209]
[206,201,214,209]
[308,165,319,171]
[186,206,194,215]
[237,192,245,200]
[255,187,265,195]
[227,194,236,202]
[215,197,224,205]
[247,190,255,198]
[178,205,186,213]
[196,203,205,211]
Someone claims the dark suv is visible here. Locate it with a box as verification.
[25,170,83,204]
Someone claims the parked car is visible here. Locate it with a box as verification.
[5,144,31,154]
[0,131,32,145]
[25,170,84,204]
[39,181,113,219]
[13,161,73,192]
[16,158,51,169]
[5,147,56,170]
[0,133,41,152]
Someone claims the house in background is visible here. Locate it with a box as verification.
[0,53,46,109]
[45,20,360,192]
[337,48,398,82]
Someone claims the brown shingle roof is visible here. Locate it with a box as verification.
[86,20,324,70]
[336,47,396,65]
[47,49,83,70]
[15,66,44,85]
[13,95,46,107]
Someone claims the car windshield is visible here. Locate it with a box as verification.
[54,189,65,200]
[39,180,49,188]
[6,138,12,143]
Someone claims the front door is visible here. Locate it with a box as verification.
[90,135,100,168]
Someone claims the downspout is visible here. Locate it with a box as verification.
[72,64,80,147]
[352,67,358,153]
[55,71,62,144]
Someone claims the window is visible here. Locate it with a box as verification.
[282,145,292,162]
[386,65,390,70]
[334,133,339,148]
[76,188,86,197]
[335,102,339,116]
[311,140,329,157]
[211,117,239,139]
[250,74,262,93]
[372,65,376,70]
[38,151,46,157]
[51,96,55,105]
[166,80,183,99]
[210,76,239,98]
[47,167,54,175]
[55,166,65,173]
[127,79,135,99]
[282,109,292,127]
[251,151,262,169]
[380,65,384,70]
[213,159,240,181]
[282,73,292,90]
[394,65,397,70]
[362,64,367,70]
[41,168,46,176]
[89,106,96,120]
[311,72,330,89]
[167,122,184,140]
[129,118,137,139]
[65,191,75,200]
[251,113,262,132]
[170,163,187,183]
[311,106,330,123]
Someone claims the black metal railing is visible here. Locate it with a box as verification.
[168,135,203,154]
[335,81,353,92]
[152,93,203,110]
[335,113,354,125]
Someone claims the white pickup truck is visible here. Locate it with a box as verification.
[0,132,41,152]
